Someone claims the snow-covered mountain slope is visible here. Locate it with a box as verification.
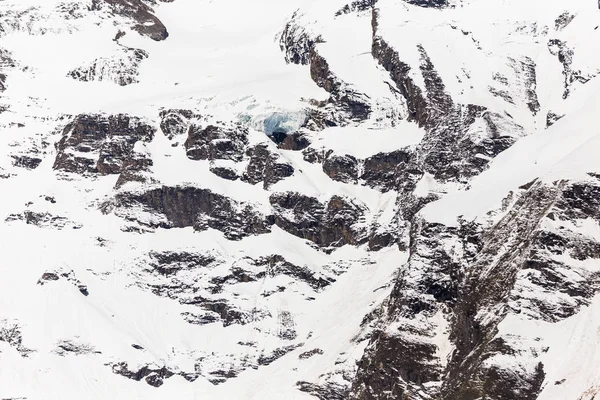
[0,0,599,399]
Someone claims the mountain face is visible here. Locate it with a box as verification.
[0,0,599,399]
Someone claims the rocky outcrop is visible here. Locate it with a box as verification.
[370,13,526,187]
[148,251,217,276]
[547,39,590,99]
[279,11,322,66]
[0,48,15,92]
[54,339,99,356]
[53,114,154,177]
[243,144,295,189]
[280,13,372,126]
[270,192,366,247]
[38,269,89,296]
[90,0,169,41]
[257,343,304,366]
[277,132,311,150]
[113,186,272,240]
[6,211,82,230]
[185,123,248,162]
[322,153,359,184]
[335,0,377,16]
[309,50,372,124]
[371,24,428,127]
[159,109,202,140]
[110,362,180,388]
[181,298,252,327]
[253,255,334,291]
[11,155,42,170]
[404,0,448,7]
[298,381,348,400]
[321,149,412,191]
[68,48,148,86]
[0,320,34,357]
[161,111,296,187]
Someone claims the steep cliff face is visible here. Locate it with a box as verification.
[0,0,600,399]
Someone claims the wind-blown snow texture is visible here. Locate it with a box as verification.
[0,0,599,399]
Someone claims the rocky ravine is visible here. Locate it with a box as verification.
[0,0,600,399]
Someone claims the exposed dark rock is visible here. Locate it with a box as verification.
[555,11,575,31]
[38,272,59,283]
[243,144,294,189]
[279,12,322,65]
[148,251,216,276]
[371,25,429,127]
[0,320,34,357]
[90,0,169,41]
[367,230,398,252]
[181,298,251,327]
[322,153,359,184]
[276,310,297,340]
[114,186,271,240]
[371,11,525,185]
[310,49,372,123]
[403,0,447,7]
[253,255,334,291]
[207,368,241,385]
[298,348,324,359]
[53,114,154,176]
[302,147,327,164]
[6,211,82,230]
[110,362,177,388]
[11,155,42,170]
[278,132,311,151]
[68,48,148,86]
[547,39,590,99]
[310,146,413,192]
[361,150,410,191]
[280,12,373,126]
[185,123,248,162]
[209,165,239,181]
[298,381,349,400]
[209,266,258,293]
[516,56,541,114]
[335,0,377,16]
[257,343,303,366]
[159,109,202,140]
[546,111,564,127]
[270,192,366,247]
[37,269,89,296]
[0,48,14,92]
[54,339,99,356]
